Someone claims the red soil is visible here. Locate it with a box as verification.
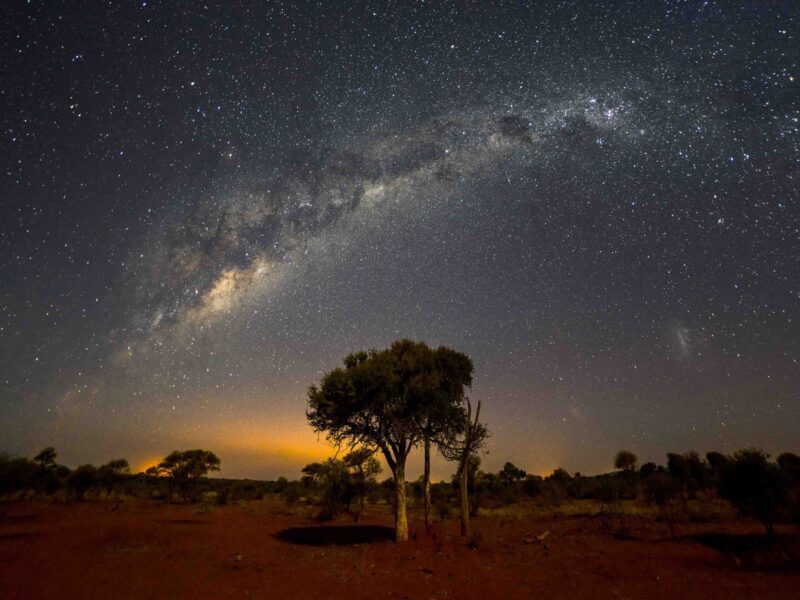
[1,499,798,599]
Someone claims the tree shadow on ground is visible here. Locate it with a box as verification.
[691,533,800,572]
[276,525,394,546]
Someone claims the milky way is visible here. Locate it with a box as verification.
[2,2,798,478]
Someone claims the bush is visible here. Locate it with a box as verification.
[522,475,542,497]
[66,465,98,501]
[215,487,230,506]
[0,454,39,495]
[281,484,302,507]
[643,471,682,538]
[719,449,787,536]
[435,500,451,522]
[595,477,631,538]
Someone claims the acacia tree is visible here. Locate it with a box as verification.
[399,341,473,531]
[307,342,423,542]
[499,462,527,487]
[778,452,800,526]
[67,464,97,501]
[719,448,787,536]
[614,450,638,472]
[300,462,323,487]
[438,398,489,537]
[315,458,355,518]
[343,448,382,518]
[157,449,220,503]
[33,447,57,471]
[33,446,61,494]
[98,458,130,498]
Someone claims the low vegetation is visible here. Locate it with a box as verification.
[2,445,799,544]
[1,341,798,562]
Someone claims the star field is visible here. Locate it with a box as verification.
[1,1,798,478]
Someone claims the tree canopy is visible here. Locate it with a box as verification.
[155,449,220,502]
[306,339,473,540]
[614,450,638,472]
[307,342,420,540]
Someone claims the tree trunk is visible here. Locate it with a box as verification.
[394,460,409,542]
[423,436,431,531]
[459,453,470,537]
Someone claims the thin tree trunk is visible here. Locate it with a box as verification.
[423,436,431,531]
[459,452,470,537]
[394,460,409,542]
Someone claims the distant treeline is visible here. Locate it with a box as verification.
[2,446,798,536]
[448,449,800,538]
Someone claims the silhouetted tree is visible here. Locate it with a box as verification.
[343,448,382,518]
[98,459,129,498]
[667,450,709,503]
[67,464,97,501]
[307,341,430,542]
[438,398,489,537]
[402,341,473,531]
[614,450,638,472]
[0,453,39,495]
[777,452,800,475]
[301,462,323,487]
[542,468,574,504]
[280,481,303,507]
[777,452,800,526]
[719,448,787,536]
[32,447,62,494]
[705,451,730,486]
[596,476,631,538]
[157,450,220,502]
[522,474,543,497]
[499,462,527,486]
[639,462,658,477]
[314,458,354,519]
[33,447,57,471]
[451,455,488,515]
[643,471,681,538]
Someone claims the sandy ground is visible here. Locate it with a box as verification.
[1,499,798,599]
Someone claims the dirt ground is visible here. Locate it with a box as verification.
[1,499,798,599]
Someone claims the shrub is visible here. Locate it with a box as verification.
[0,454,39,495]
[281,483,302,507]
[719,449,787,536]
[522,475,543,497]
[643,471,682,538]
[435,500,451,522]
[66,465,98,501]
[639,462,658,478]
[215,487,230,506]
[595,477,631,538]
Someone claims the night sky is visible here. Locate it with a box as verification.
[2,1,799,480]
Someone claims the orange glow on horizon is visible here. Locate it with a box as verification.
[126,407,575,481]
[133,456,164,475]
